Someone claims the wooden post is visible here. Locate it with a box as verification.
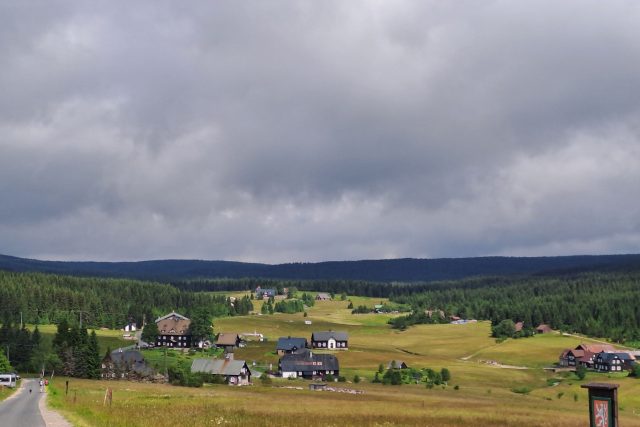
[103,388,112,407]
[65,380,69,396]
[581,382,619,427]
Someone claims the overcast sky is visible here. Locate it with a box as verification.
[1,1,640,263]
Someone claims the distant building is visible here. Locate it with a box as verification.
[255,287,277,299]
[315,293,332,301]
[279,350,339,379]
[514,322,524,333]
[276,337,308,356]
[124,323,137,332]
[101,349,157,380]
[155,312,192,348]
[311,331,348,350]
[535,324,552,334]
[594,352,635,372]
[387,360,408,369]
[191,356,251,386]
[216,333,241,353]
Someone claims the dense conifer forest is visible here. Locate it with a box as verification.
[0,271,230,329]
[388,272,640,343]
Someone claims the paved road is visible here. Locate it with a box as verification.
[0,378,46,427]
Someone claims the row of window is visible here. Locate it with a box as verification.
[313,341,347,348]
[595,364,623,371]
[156,341,190,347]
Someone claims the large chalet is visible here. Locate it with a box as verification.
[279,350,339,379]
[155,312,192,348]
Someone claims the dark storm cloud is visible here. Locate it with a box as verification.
[1,1,640,262]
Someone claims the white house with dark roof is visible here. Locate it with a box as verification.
[311,331,348,350]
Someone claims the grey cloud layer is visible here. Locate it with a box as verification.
[1,1,640,262]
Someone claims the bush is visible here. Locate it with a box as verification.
[440,368,451,383]
[338,376,346,382]
[353,375,360,383]
[511,386,531,394]
[325,374,335,382]
[454,385,459,390]
[260,373,272,385]
[575,365,587,380]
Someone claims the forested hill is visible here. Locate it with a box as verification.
[2,253,640,282]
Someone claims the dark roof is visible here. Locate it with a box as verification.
[597,352,634,362]
[105,349,154,376]
[277,337,307,351]
[279,350,339,373]
[311,331,348,342]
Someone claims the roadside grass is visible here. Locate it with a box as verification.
[0,384,16,401]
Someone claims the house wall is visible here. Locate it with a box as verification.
[282,371,297,379]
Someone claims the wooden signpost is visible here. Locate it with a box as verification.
[581,383,619,427]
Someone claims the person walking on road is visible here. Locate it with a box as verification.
[39,378,44,393]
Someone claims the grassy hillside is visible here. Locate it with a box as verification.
[44,295,640,426]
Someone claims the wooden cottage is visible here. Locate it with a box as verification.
[594,352,635,372]
[279,350,339,379]
[216,333,241,353]
[155,312,192,348]
[191,356,251,386]
[311,331,348,350]
[535,324,552,334]
[315,293,332,301]
[387,360,408,369]
[276,337,308,356]
[101,349,155,380]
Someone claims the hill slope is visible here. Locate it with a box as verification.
[2,253,640,282]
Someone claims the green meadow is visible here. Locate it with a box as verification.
[46,294,640,426]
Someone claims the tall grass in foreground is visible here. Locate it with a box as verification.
[45,377,612,427]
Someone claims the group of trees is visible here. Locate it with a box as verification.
[52,319,101,378]
[230,295,254,316]
[491,320,534,340]
[372,362,451,387]
[0,320,45,372]
[0,271,231,329]
[390,272,640,343]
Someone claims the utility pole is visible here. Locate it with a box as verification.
[20,311,23,329]
[79,311,82,329]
